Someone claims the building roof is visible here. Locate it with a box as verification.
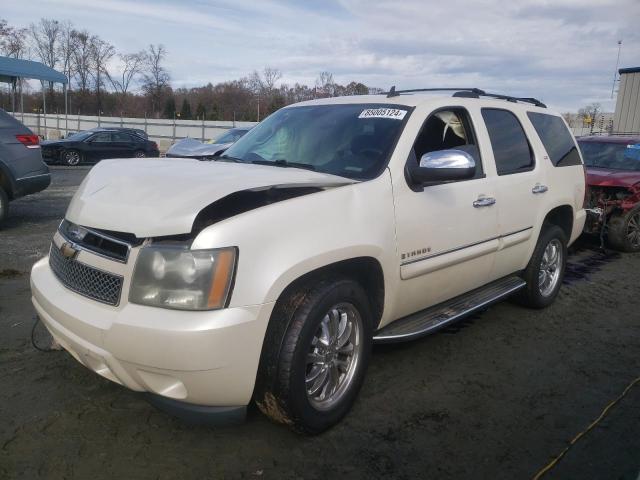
[0,56,68,84]
[619,67,640,75]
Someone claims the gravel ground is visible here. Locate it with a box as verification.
[1,166,639,479]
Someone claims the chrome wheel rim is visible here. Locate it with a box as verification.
[538,238,563,297]
[626,213,640,249]
[135,151,145,158]
[65,151,80,165]
[305,302,362,410]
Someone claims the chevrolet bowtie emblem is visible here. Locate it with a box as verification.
[60,242,79,259]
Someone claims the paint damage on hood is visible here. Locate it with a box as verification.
[65,158,354,238]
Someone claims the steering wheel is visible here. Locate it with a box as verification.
[356,148,384,158]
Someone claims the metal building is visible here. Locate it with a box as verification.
[613,67,640,133]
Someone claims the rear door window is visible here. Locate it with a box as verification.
[527,112,582,167]
[482,108,534,175]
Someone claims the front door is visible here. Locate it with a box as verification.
[392,106,500,319]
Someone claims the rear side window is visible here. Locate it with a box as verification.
[527,112,582,167]
[112,132,132,142]
[482,108,534,175]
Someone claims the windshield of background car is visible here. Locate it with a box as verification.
[66,131,92,141]
[222,104,411,180]
[578,141,640,171]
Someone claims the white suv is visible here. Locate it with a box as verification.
[31,88,587,433]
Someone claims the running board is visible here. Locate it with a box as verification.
[373,276,526,343]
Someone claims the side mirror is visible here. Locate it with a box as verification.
[409,149,476,184]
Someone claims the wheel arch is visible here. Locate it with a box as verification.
[542,204,573,241]
[271,256,385,330]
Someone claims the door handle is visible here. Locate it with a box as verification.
[532,184,548,194]
[473,196,496,208]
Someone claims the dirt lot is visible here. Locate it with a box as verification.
[1,167,639,479]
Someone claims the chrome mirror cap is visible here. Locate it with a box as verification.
[419,149,476,170]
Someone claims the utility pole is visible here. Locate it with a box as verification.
[611,40,622,99]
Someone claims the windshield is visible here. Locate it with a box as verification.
[66,131,92,141]
[578,141,640,171]
[210,129,248,145]
[222,104,411,179]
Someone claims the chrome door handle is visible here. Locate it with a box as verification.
[532,184,548,194]
[473,196,496,208]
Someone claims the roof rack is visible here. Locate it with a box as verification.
[384,86,546,108]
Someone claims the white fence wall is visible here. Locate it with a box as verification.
[9,112,258,153]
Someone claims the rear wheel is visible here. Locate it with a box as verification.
[62,149,82,166]
[516,224,567,309]
[134,150,146,158]
[0,186,8,225]
[254,277,372,434]
[607,205,640,252]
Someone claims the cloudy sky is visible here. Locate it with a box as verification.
[4,0,640,111]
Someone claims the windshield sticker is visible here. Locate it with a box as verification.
[359,108,407,120]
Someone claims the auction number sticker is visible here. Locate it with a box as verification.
[358,108,407,120]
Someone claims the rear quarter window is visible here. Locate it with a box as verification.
[527,112,582,167]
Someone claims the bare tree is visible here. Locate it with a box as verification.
[70,30,94,94]
[29,18,61,69]
[141,44,170,116]
[315,71,335,97]
[107,52,144,95]
[262,66,282,92]
[0,19,28,58]
[57,21,75,86]
[90,37,115,111]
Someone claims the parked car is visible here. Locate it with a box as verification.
[41,128,159,166]
[86,127,149,139]
[31,89,586,433]
[166,127,252,159]
[0,108,51,225]
[578,135,640,252]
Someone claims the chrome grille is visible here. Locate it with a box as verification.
[49,243,123,306]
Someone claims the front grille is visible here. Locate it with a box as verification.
[59,220,136,263]
[49,243,124,306]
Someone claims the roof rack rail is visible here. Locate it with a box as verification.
[386,86,484,98]
[385,86,546,108]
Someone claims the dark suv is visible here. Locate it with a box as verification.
[0,109,51,224]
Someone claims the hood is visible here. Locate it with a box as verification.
[65,158,353,237]
[586,167,640,189]
[166,137,231,157]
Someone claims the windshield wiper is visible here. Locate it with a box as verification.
[216,155,244,163]
[250,159,316,171]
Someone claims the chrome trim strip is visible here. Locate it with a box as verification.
[58,228,132,264]
[17,172,49,180]
[400,226,533,266]
[373,280,526,342]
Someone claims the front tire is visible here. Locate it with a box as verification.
[607,205,640,252]
[0,186,9,225]
[62,149,82,166]
[516,224,567,309]
[254,277,372,434]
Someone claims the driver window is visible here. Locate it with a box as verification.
[411,108,482,175]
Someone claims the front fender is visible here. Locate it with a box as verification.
[191,170,398,309]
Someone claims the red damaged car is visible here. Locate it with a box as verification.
[578,135,640,252]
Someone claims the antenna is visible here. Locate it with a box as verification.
[611,40,622,99]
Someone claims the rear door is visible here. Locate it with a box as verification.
[84,132,116,161]
[110,132,136,157]
[479,108,543,278]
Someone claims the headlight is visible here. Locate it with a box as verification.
[129,245,237,310]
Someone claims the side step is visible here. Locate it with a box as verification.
[373,276,526,343]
